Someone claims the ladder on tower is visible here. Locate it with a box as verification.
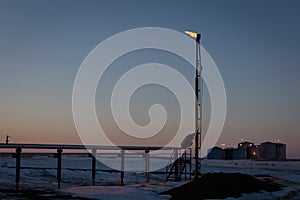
[166,148,192,181]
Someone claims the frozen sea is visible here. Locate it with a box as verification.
[1,153,300,200]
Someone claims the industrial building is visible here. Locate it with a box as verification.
[260,142,287,160]
[234,141,255,159]
[207,141,286,160]
[207,147,224,159]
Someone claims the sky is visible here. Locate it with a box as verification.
[0,0,300,158]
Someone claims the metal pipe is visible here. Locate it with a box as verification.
[15,147,21,190]
[120,149,125,186]
[92,149,96,186]
[0,143,179,151]
[57,148,62,188]
[145,149,150,183]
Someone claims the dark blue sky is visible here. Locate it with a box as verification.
[0,0,299,157]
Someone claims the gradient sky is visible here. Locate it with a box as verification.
[0,0,299,158]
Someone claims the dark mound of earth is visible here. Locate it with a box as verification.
[161,173,282,200]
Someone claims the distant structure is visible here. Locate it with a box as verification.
[234,141,254,159]
[224,148,234,160]
[260,142,286,160]
[207,141,286,160]
[207,147,224,159]
[5,135,11,144]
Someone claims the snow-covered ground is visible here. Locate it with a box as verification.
[0,154,300,199]
[201,159,300,200]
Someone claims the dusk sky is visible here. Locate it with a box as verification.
[0,0,299,158]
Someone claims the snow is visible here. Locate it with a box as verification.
[1,154,300,199]
[64,183,182,200]
[201,159,300,183]
[224,186,300,200]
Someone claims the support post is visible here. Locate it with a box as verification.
[120,150,125,186]
[57,148,62,189]
[189,148,192,180]
[15,147,22,190]
[184,150,187,181]
[174,149,179,181]
[92,149,96,186]
[145,149,150,183]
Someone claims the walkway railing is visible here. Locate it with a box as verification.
[0,143,181,189]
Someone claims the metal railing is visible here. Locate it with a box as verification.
[0,143,181,189]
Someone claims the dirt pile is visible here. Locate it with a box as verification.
[161,173,282,200]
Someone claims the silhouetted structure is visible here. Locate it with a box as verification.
[208,141,287,160]
[234,141,254,159]
[0,143,193,190]
[207,147,224,159]
[275,143,286,160]
[260,142,286,160]
[5,135,11,144]
[224,148,234,160]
